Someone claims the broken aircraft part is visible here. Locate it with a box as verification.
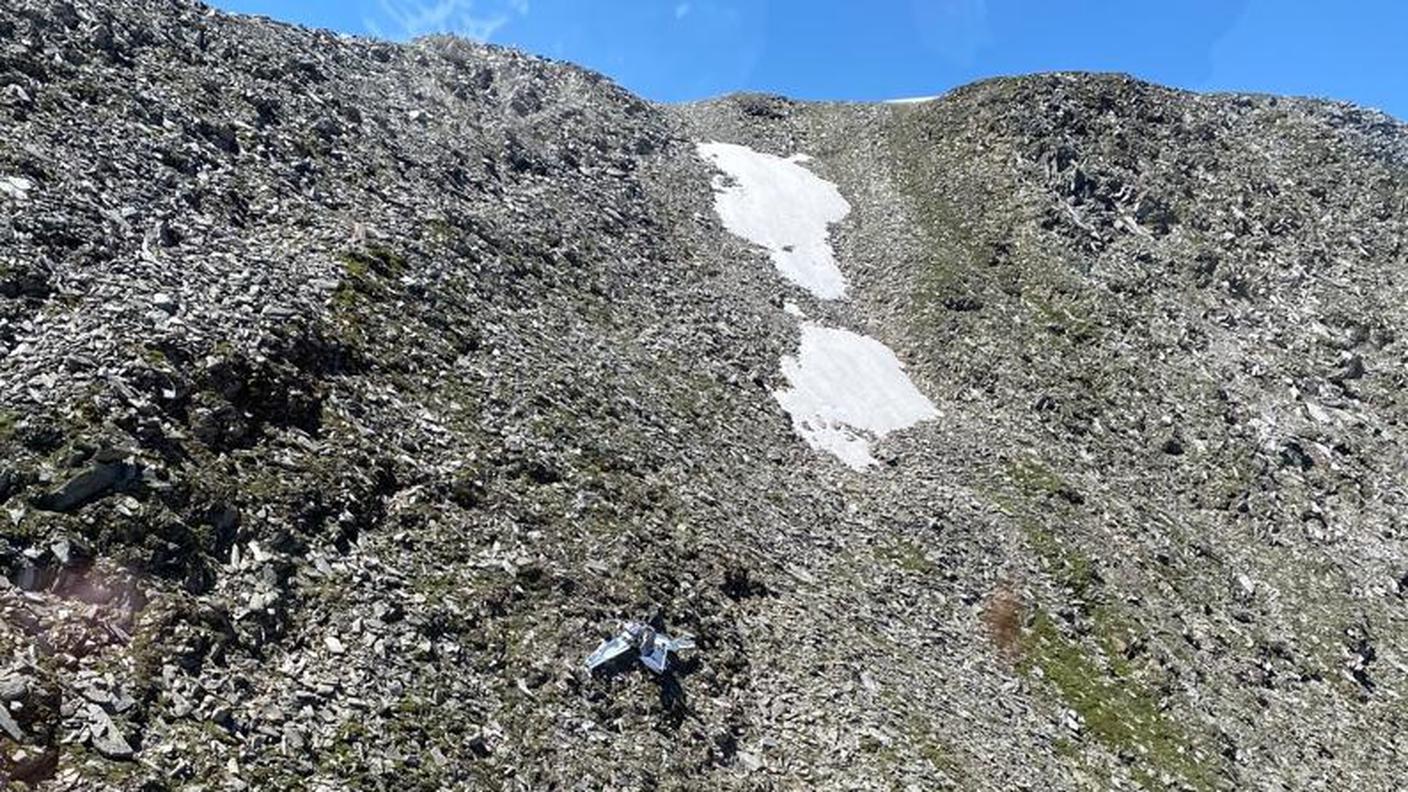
[585,621,696,674]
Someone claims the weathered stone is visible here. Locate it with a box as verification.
[31,461,139,513]
[0,704,24,741]
[86,706,134,760]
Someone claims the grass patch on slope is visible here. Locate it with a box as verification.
[1020,613,1222,791]
[0,408,17,441]
[989,456,1225,790]
[876,537,938,575]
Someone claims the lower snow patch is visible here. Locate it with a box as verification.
[773,325,938,470]
[697,142,851,300]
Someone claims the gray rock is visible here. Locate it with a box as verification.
[49,537,93,568]
[0,704,24,741]
[31,461,139,513]
[0,676,28,703]
[86,706,134,760]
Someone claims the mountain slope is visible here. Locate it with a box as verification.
[1,2,1406,789]
[682,77,1408,789]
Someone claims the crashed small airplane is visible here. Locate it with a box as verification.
[585,621,695,674]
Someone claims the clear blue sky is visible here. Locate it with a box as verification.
[211,0,1407,119]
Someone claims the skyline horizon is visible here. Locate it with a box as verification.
[209,1,1408,120]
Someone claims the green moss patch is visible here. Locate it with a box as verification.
[1021,613,1221,790]
[0,408,17,441]
[1006,457,1084,505]
[1024,523,1098,602]
[336,245,410,300]
[876,537,938,575]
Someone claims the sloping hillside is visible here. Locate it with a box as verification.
[1,2,1406,789]
[682,78,1408,789]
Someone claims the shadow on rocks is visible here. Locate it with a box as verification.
[588,652,696,731]
[658,655,702,731]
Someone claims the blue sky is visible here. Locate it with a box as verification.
[211,1,1407,119]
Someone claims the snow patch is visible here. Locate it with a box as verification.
[697,142,851,300]
[698,140,938,471]
[773,325,939,471]
[885,96,938,105]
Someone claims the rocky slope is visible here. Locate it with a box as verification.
[2,1,1406,789]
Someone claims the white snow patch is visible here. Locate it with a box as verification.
[783,301,806,318]
[697,142,851,300]
[885,96,938,105]
[773,325,938,471]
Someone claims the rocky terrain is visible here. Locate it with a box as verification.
[2,1,1407,789]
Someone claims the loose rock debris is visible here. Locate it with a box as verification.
[2,0,1407,787]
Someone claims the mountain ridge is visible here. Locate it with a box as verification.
[1,1,1406,789]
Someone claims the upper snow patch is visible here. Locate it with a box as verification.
[697,142,852,300]
[773,325,939,470]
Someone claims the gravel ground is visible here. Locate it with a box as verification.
[2,2,1407,789]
